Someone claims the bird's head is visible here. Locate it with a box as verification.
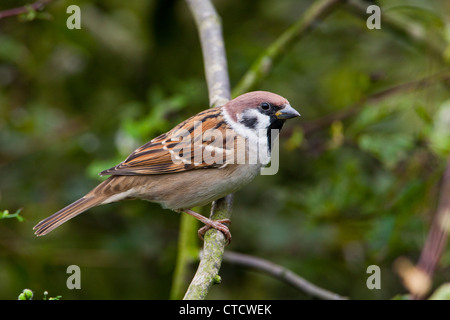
[223,90,300,134]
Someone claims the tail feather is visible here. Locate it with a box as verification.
[33,196,104,236]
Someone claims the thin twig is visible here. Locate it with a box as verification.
[232,0,343,96]
[170,212,200,300]
[224,251,348,300]
[344,0,447,64]
[182,0,232,300]
[185,0,231,107]
[0,0,53,19]
[414,157,450,299]
[182,200,234,300]
[296,70,450,135]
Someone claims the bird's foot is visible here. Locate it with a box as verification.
[197,218,231,244]
[180,209,232,245]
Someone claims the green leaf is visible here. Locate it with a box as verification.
[285,127,304,151]
[429,283,450,300]
[321,68,370,109]
[358,133,414,169]
[18,289,33,300]
[429,100,450,157]
[1,209,24,222]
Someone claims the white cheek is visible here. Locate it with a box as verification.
[245,109,271,130]
[222,108,256,139]
[221,108,271,165]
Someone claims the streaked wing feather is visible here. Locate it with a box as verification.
[100,107,233,176]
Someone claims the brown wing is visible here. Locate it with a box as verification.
[100,107,235,176]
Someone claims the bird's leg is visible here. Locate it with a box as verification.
[180,208,232,244]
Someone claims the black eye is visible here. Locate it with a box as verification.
[260,102,271,111]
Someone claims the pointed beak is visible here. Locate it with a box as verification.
[275,104,300,120]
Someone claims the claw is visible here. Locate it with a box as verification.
[198,219,232,244]
[181,208,232,245]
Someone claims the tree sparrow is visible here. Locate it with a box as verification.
[34,91,300,241]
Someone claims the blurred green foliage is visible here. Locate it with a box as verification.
[0,0,449,299]
[1,208,24,222]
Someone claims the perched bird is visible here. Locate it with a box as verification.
[33,91,300,242]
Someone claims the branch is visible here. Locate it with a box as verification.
[297,70,450,135]
[224,251,348,300]
[413,157,450,299]
[232,0,343,96]
[183,195,234,299]
[0,0,53,19]
[170,212,200,300]
[182,0,346,300]
[185,0,231,107]
[344,0,447,65]
[182,0,232,300]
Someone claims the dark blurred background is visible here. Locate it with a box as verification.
[1,0,449,299]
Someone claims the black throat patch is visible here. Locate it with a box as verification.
[267,118,285,152]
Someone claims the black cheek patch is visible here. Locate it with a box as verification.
[240,116,258,129]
